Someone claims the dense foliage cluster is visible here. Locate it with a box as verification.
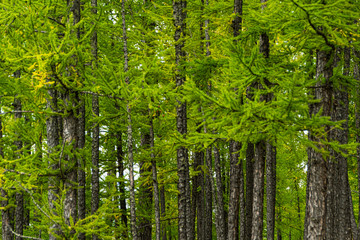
[0,0,360,239]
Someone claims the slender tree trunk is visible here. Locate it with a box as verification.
[251,141,265,240]
[116,132,128,238]
[203,0,213,238]
[245,143,254,240]
[213,143,227,239]
[47,83,60,240]
[139,133,153,240]
[1,100,12,240]
[149,112,161,240]
[160,185,167,240]
[121,1,137,239]
[173,0,189,239]
[91,1,99,239]
[354,48,360,240]
[14,71,24,240]
[266,142,276,240]
[228,0,243,238]
[77,93,86,240]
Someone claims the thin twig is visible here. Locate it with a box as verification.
[6,219,45,240]
[81,91,123,100]
[16,180,57,226]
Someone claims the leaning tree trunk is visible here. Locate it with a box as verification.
[173,0,189,239]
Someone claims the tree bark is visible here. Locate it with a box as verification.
[251,141,265,240]
[245,143,254,240]
[305,48,333,240]
[1,99,12,240]
[139,133,153,240]
[160,185,167,240]
[91,1,99,239]
[117,132,128,238]
[266,142,276,240]
[173,0,189,239]
[47,83,60,240]
[14,71,24,240]
[121,1,137,239]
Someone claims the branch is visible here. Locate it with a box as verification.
[47,17,66,27]
[290,0,335,50]
[81,91,123,100]
[5,222,45,240]
[16,180,57,226]
[0,111,34,115]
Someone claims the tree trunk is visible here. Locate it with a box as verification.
[47,83,60,240]
[77,93,86,240]
[117,132,128,238]
[91,1,99,239]
[173,0,189,239]
[329,47,351,239]
[121,1,137,239]
[245,143,254,240]
[228,140,242,240]
[14,71,24,240]
[1,100,12,240]
[214,143,227,239]
[305,48,333,240]
[251,141,265,240]
[266,142,276,240]
[139,133,153,240]
[160,185,167,240]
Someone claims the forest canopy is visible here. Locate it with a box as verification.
[0,0,360,239]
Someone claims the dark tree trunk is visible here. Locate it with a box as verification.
[204,146,213,240]
[1,100,12,240]
[117,132,128,238]
[213,143,226,239]
[354,48,360,240]
[121,1,137,239]
[91,1,99,238]
[77,93,86,240]
[14,71,24,240]
[160,185,167,240]
[251,141,265,240]
[228,140,242,240]
[245,143,254,240]
[139,133,153,240]
[329,47,351,239]
[305,48,333,240]
[173,0,189,239]
[47,83,60,240]
[266,142,276,240]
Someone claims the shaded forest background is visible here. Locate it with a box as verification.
[0,0,359,239]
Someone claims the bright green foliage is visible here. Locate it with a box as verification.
[0,0,360,239]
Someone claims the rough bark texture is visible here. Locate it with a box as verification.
[121,1,137,239]
[1,100,12,240]
[62,90,78,230]
[251,141,265,240]
[160,185,167,240]
[13,72,24,240]
[150,113,161,240]
[47,84,60,240]
[213,144,226,239]
[173,1,189,239]
[77,93,86,240]
[116,132,128,238]
[139,133,153,240]
[245,143,254,240]
[329,47,351,239]
[266,142,276,240]
[305,49,333,240]
[204,146,213,240]
[228,140,242,240]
